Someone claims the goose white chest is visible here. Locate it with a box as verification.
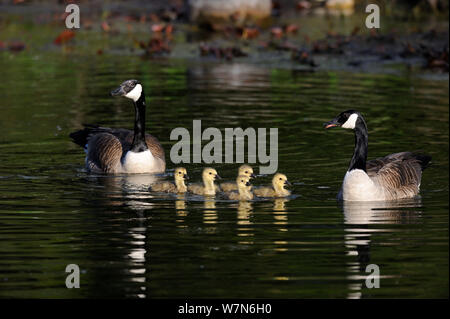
[122,150,156,173]
[340,169,382,201]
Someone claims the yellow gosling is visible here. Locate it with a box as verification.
[188,167,221,196]
[149,167,188,193]
[253,173,291,198]
[225,175,253,201]
[219,164,256,192]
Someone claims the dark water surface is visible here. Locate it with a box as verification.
[0,54,448,298]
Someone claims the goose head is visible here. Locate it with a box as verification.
[272,173,291,192]
[238,164,256,179]
[202,167,221,185]
[236,175,252,192]
[324,110,362,130]
[110,79,143,102]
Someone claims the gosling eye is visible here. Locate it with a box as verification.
[245,171,248,174]
[209,172,212,175]
[279,178,282,180]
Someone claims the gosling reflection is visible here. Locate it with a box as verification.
[175,194,188,228]
[236,201,254,245]
[273,198,289,232]
[203,197,218,234]
[343,198,423,299]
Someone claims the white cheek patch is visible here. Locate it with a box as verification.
[125,84,142,102]
[342,113,358,129]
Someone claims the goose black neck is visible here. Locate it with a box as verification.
[131,93,148,152]
[348,117,368,172]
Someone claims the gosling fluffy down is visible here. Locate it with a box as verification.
[219,164,256,192]
[149,167,188,193]
[253,173,291,198]
[187,167,221,196]
[224,175,253,201]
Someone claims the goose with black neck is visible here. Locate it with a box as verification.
[324,110,431,201]
[70,79,166,174]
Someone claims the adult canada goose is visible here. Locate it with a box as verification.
[224,175,254,201]
[187,168,221,196]
[324,110,431,201]
[219,164,256,192]
[149,167,188,193]
[253,173,291,198]
[69,79,165,174]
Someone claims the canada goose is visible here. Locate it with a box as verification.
[253,173,291,198]
[324,110,431,201]
[149,167,188,193]
[187,168,221,196]
[69,79,165,174]
[219,164,256,192]
[225,175,253,200]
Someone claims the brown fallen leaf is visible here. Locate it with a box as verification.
[242,27,259,39]
[54,30,75,45]
[285,24,299,34]
[101,21,111,32]
[271,27,283,39]
[151,24,165,33]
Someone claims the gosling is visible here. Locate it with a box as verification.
[253,173,291,198]
[187,167,221,196]
[224,175,254,201]
[149,167,188,193]
[219,164,256,192]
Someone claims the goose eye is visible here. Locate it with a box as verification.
[245,171,248,174]
[209,172,212,175]
[279,178,282,180]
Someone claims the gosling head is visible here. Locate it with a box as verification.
[236,175,252,191]
[174,167,188,183]
[202,167,220,184]
[110,79,143,102]
[323,110,364,130]
[238,164,256,179]
[272,173,291,191]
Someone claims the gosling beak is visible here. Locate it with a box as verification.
[110,85,126,97]
[250,173,256,178]
[215,174,221,180]
[184,174,189,180]
[245,182,251,186]
[324,118,340,129]
[284,180,292,186]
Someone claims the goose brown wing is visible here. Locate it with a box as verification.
[86,133,123,173]
[367,152,431,199]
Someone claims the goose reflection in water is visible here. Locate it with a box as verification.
[84,173,162,210]
[81,173,163,298]
[343,198,423,299]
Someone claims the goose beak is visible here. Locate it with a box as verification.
[324,119,340,129]
[215,174,221,180]
[184,174,189,180]
[110,85,126,97]
[284,180,292,186]
[245,182,251,186]
[250,173,256,178]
